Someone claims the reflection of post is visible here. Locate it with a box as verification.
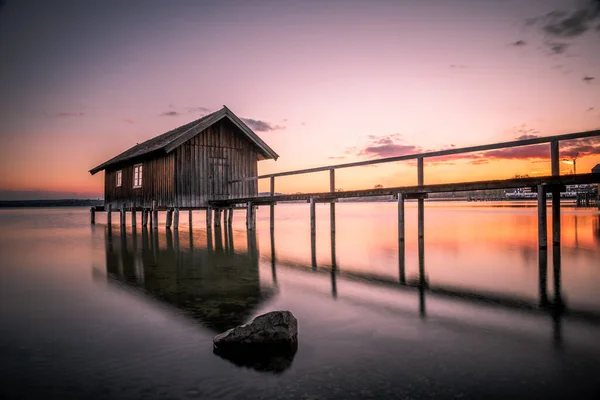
[142,226,149,254]
[398,193,406,284]
[310,198,317,270]
[538,248,548,307]
[270,221,277,284]
[247,228,258,269]
[330,205,337,268]
[331,231,337,299]
[174,225,180,253]
[207,226,213,252]
[152,201,158,230]
[215,226,224,252]
[552,243,564,349]
[166,227,173,251]
[228,224,234,253]
[152,225,159,259]
[418,195,426,318]
[552,245,563,307]
[189,226,194,251]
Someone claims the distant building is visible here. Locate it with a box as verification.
[89,106,278,209]
[593,164,600,174]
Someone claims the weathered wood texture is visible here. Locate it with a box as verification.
[105,152,175,209]
[104,119,259,209]
[173,119,258,207]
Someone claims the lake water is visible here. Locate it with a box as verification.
[1,202,600,399]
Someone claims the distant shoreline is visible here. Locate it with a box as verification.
[0,199,104,208]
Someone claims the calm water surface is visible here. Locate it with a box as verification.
[1,202,600,399]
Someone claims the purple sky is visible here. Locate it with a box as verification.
[0,0,599,198]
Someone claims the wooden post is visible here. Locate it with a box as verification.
[417,157,424,186]
[166,208,173,229]
[537,185,547,249]
[310,198,316,234]
[189,209,193,227]
[246,201,256,231]
[131,202,136,228]
[142,208,148,226]
[552,186,561,246]
[270,204,275,231]
[90,207,95,225]
[551,140,559,176]
[206,207,212,228]
[270,176,275,196]
[107,204,112,226]
[398,193,406,284]
[228,207,233,225]
[330,169,335,192]
[215,208,222,228]
[270,222,277,284]
[173,208,179,230]
[152,201,158,230]
[120,203,126,228]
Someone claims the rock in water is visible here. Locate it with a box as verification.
[212,311,298,373]
[213,310,298,348]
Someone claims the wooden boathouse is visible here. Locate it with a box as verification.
[89,106,278,225]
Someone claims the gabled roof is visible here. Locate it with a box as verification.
[89,106,279,175]
[593,164,600,173]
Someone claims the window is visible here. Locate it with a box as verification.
[116,170,122,187]
[133,164,143,188]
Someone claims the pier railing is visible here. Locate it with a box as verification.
[230,129,600,195]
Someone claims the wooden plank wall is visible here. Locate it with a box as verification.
[174,119,258,207]
[104,153,175,209]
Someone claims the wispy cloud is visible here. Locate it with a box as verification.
[351,131,600,166]
[583,76,595,83]
[241,118,285,132]
[187,106,211,114]
[512,40,527,46]
[44,112,84,118]
[160,111,180,117]
[547,42,569,54]
[122,118,135,124]
[328,156,347,160]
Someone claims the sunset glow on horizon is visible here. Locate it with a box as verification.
[1,0,599,199]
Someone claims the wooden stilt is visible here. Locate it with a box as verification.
[270,204,275,231]
[131,202,136,228]
[206,207,212,228]
[310,198,316,234]
[215,208,221,228]
[189,209,193,227]
[107,204,112,226]
[538,248,548,307]
[246,202,255,231]
[166,208,173,229]
[152,201,158,230]
[142,209,148,226]
[120,203,126,228]
[173,208,179,230]
[537,185,547,249]
[228,207,233,225]
[90,207,95,225]
[398,193,406,284]
[552,187,561,246]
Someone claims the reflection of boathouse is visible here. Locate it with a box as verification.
[102,226,273,333]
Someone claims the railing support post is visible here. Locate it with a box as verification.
[398,193,405,284]
[551,140,560,177]
[537,185,547,249]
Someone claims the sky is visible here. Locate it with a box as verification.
[0,0,599,199]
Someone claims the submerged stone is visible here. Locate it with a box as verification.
[212,310,298,347]
[212,310,298,373]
